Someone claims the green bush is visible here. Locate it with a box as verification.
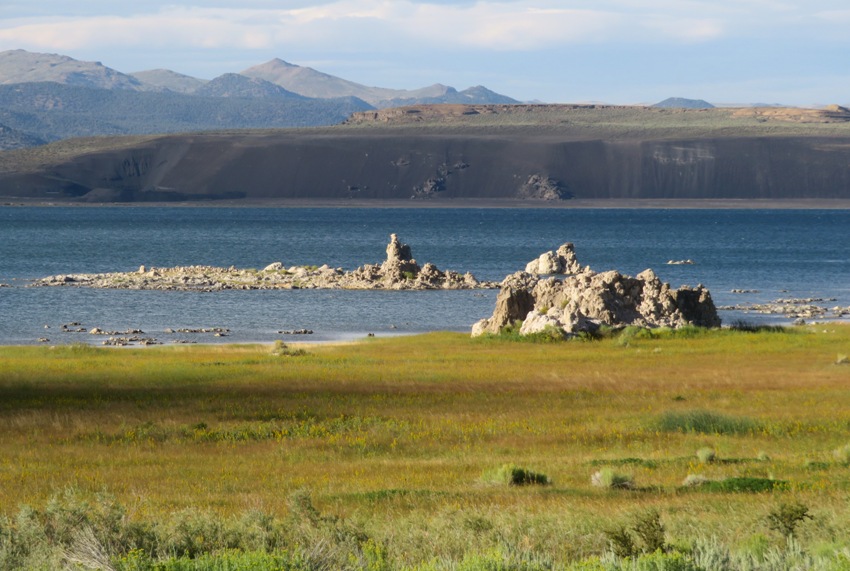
[603,510,668,560]
[657,410,759,435]
[486,464,551,486]
[692,477,785,493]
[766,502,814,539]
[729,320,789,333]
[632,510,668,555]
[590,457,658,469]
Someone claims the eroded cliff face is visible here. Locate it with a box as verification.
[2,131,849,202]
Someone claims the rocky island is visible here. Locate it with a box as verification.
[472,243,720,337]
[29,234,495,292]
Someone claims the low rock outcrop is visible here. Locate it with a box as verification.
[30,234,496,292]
[472,244,720,337]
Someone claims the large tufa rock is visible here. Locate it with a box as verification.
[525,243,586,275]
[472,244,720,337]
[385,233,413,263]
[471,271,538,336]
[379,233,421,285]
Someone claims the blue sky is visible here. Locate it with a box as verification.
[1,0,848,105]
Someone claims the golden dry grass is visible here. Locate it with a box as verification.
[1,326,850,556]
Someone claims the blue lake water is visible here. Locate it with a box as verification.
[1,206,849,345]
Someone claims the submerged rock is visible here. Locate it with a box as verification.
[472,243,720,337]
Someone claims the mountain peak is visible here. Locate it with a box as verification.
[0,49,142,90]
[194,73,306,99]
[653,97,715,109]
[269,58,299,68]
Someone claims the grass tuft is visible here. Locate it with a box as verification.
[696,447,717,464]
[591,468,634,490]
[833,443,850,465]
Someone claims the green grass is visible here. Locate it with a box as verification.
[1,326,850,568]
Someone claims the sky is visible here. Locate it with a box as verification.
[1,0,849,106]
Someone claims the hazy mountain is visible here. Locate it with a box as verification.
[378,85,520,107]
[456,85,520,104]
[0,49,144,90]
[653,97,715,109]
[0,50,518,148]
[130,69,208,94]
[194,73,307,99]
[0,121,46,150]
[0,82,373,142]
[241,58,517,107]
[1,50,518,105]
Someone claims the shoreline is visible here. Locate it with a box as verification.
[6,317,850,351]
[4,198,850,209]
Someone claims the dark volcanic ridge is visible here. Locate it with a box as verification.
[1,104,850,203]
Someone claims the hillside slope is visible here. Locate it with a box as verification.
[2,104,849,203]
[0,82,372,142]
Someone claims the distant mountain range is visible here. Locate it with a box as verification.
[0,49,520,150]
[239,58,518,107]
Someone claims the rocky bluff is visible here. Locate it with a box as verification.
[3,104,850,203]
[472,243,720,337]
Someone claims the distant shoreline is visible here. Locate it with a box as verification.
[4,198,850,209]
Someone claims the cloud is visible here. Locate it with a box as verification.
[0,1,743,55]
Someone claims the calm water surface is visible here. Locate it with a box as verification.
[1,207,848,345]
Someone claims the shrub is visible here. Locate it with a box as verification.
[631,510,667,554]
[591,468,633,490]
[604,525,637,558]
[603,510,668,559]
[657,410,758,435]
[487,464,550,486]
[804,459,830,471]
[590,458,658,469]
[271,340,307,357]
[729,320,788,333]
[766,502,813,538]
[696,447,716,464]
[697,477,784,493]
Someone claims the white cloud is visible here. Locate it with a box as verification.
[1,0,848,106]
[0,0,754,55]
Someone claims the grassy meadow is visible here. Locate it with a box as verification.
[1,326,850,570]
